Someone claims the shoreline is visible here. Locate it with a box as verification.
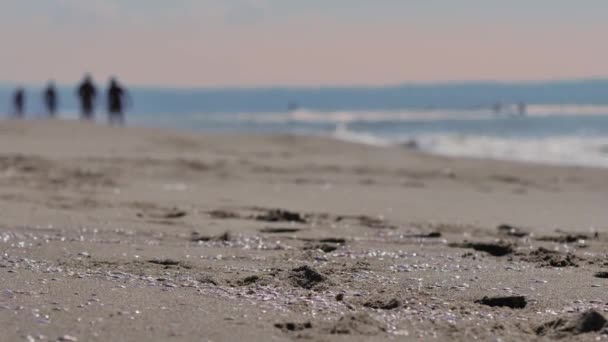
[0,119,607,341]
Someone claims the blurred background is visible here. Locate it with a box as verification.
[3,0,608,166]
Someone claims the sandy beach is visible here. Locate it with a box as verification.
[0,119,607,341]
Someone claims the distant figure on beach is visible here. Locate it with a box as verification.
[77,74,97,121]
[287,101,299,112]
[107,78,129,126]
[12,87,25,118]
[517,102,527,116]
[492,102,502,115]
[43,82,58,117]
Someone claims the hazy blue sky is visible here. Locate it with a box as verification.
[3,1,608,86]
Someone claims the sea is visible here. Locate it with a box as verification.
[2,80,608,168]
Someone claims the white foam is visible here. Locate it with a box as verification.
[332,126,608,168]
[332,123,391,146]
[417,134,608,167]
[234,105,608,125]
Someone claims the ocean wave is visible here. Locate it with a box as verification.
[332,127,608,168]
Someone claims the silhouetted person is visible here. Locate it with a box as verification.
[12,87,25,118]
[492,102,502,115]
[44,82,58,117]
[77,75,97,120]
[107,78,129,125]
[517,102,527,116]
[287,101,299,112]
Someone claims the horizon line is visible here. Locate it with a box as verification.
[3,77,608,91]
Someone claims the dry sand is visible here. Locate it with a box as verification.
[0,120,607,341]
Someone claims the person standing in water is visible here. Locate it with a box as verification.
[77,74,97,121]
[107,78,129,126]
[12,87,25,118]
[43,81,58,118]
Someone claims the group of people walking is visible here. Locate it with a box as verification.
[11,74,130,125]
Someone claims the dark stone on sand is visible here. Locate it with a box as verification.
[318,238,346,244]
[289,265,326,289]
[524,247,580,267]
[216,232,232,241]
[536,309,607,338]
[497,224,528,237]
[328,313,386,335]
[137,208,187,220]
[476,296,527,309]
[536,234,588,243]
[259,227,302,234]
[148,259,180,266]
[410,232,442,238]
[163,209,187,219]
[452,241,514,257]
[191,231,232,242]
[147,258,191,269]
[255,209,307,223]
[238,275,260,286]
[336,293,345,301]
[196,274,219,286]
[317,244,338,253]
[274,321,313,332]
[208,210,240,219]
[595,272,608,279]
[425,232,442,238]
[336,215,396,230]
[363,298,401,310]
[303,243,338,253]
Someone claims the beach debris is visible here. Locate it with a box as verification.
[139,207,187,219]
[336,215,396,230]
[476,296,527,309]
[297,237,347,244]
[450,241,514,256]
[238,275,261,286]
[595,272,608,279]
[303,243,338,253]
[255,209,307,223]
[259,227,302,234]
[190,231,232,242]
[536,234,589,244]
[148,258,180,266]
[523,247,580,267]
[497,224,528,238]
[147,259,190,269]
[196,274,219,286]
[58,335,78,342]
[274,321,313,332]
[162,208,187,219]
[208,210,240,219]
[318,238,346,244]
[336,293,345,301]
[289,265,326,289]
[363,298,401,310]
[535,309,607,338]
[408,232,442,238]
[327,313,386,335]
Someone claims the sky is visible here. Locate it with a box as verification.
[2,0,608,87]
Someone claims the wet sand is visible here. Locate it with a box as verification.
[1,120,608,341]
